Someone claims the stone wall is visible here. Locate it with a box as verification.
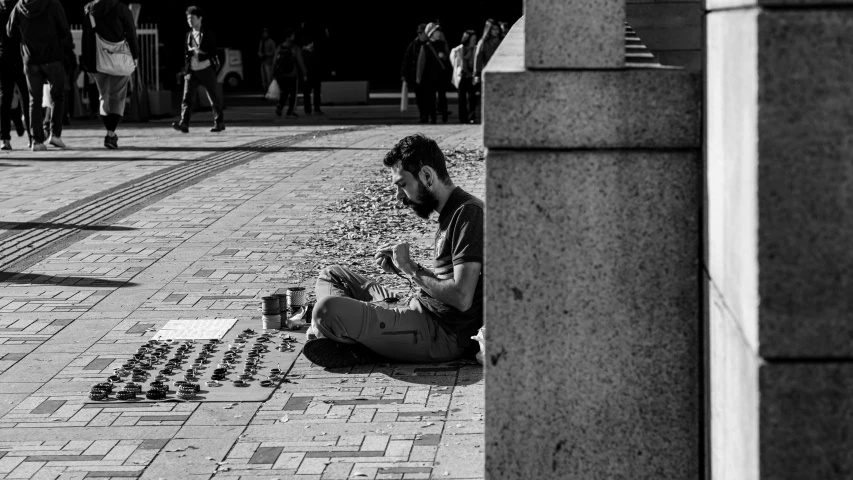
[707,1,853,478]
[484,5,702,478]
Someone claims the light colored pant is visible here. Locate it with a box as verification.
[313,265,464,363]
[93,73,130,116]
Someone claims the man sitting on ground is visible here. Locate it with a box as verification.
[303,133,484,368]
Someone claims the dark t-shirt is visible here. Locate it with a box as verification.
[417,187,484,347]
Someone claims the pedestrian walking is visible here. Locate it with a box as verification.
[0,0,31,150]
[257,27,275,96]
[81,0,139,149]
[474,19,503,83]
[300,37,323,115]
[43,37,76,132]
[416,22,451,124]
[451,30,479,124]
[272,28,306,118]
[6,0,70,151]
[172,6,224,134]
[401,23,427,123]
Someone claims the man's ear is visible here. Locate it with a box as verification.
[419,167,435,188]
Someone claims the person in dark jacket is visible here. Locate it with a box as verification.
[273,28,306,118]
[6,0,70,151]
[300,37,323,115]
[0,0,31,150]
[401,24,427,123]
[172,6,224,133]
[416,22,451,124]
[43,37,76,132]
[81,0,138,149]
[474,19,503,84]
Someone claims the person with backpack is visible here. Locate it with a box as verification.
[416,22,451,124]
[81,0,138,149]
[6,0,70,151]
[172,6,224,134]
[273,28,306,118]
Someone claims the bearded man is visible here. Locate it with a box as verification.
[303,133,484,368]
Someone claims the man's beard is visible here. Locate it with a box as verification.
[401,181,439,219]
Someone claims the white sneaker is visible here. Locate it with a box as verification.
[48,135,66,149]
[31,142,46,151]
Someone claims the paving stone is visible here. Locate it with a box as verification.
[183,402,260,427]
[6,460,45,478]
[31,400,66,415]
[22,455,105,462]
[137,439,169,450]
[248,446,282,464]
[83,472,140,478]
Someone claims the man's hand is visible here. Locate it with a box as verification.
[376,242,416,275]
[373,251,399,274]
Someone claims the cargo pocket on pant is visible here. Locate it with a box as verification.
[381,330,419,344]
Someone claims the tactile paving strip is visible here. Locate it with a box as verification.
[84,318,306,403]
[0,127,372,274]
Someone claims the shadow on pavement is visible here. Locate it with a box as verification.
[0,222,136,231]
[0,156,197,162]
[322,361,483,387]
[116,145,389,153]
[0,163,28,167]
[0,271,138,287]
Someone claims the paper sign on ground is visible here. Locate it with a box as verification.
[152,318,238,340]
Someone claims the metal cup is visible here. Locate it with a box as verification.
[262,314,281,330]
[261,296,280,315]
[286,287,306,310]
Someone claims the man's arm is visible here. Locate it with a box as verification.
[407,262,482,312]
[377,242,482,312]
[121,5,139,60]
[6,8,18,39]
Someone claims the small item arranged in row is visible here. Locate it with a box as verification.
[88,331,301,402]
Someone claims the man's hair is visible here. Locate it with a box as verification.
[282,28,295,40]
[186,6,204,18]
[382,134,450,184]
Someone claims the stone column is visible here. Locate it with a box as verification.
[483,1,702,478]
[707,2,853,479]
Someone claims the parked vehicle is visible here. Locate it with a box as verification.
[216,48,243,89]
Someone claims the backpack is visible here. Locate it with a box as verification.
[274,46,295,76]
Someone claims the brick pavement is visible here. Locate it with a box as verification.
[0,119,485,480]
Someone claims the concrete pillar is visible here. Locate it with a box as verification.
[484,2,702,478]
[707,1,853,479]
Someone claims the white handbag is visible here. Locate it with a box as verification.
[90,14,135,77]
